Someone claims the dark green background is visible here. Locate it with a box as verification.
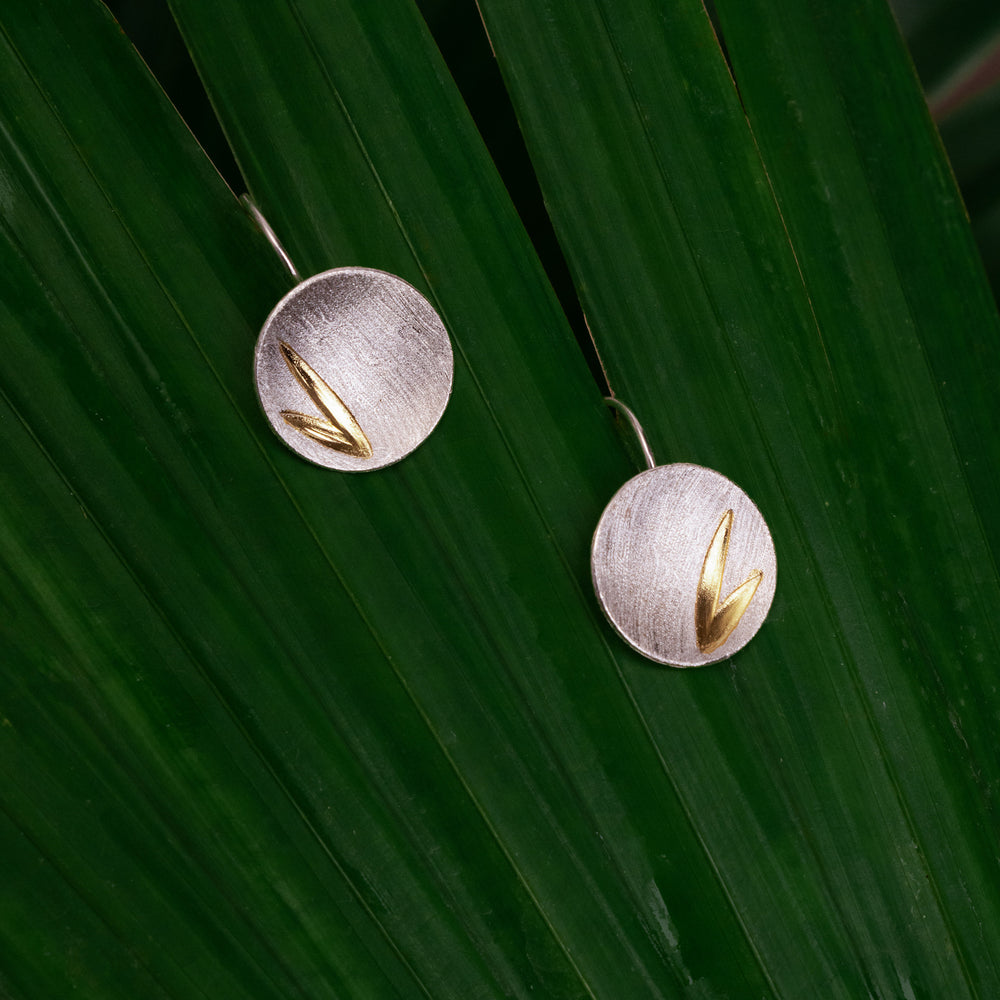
[2,1,999,996]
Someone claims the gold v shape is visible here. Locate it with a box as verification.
[695,509,763,654]
[278,341,373,459]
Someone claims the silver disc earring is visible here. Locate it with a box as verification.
[591,399,776,667]
[244,197,453,471]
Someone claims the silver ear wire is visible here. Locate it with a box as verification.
[241,194,302,284]
[604,396,655,470]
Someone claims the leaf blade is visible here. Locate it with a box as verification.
[1,0,770,996]
[476,0,1000,993]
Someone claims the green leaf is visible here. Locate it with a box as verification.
[476,0,1000,994]
[1,0,762,996]
[932,72,1000,299]
[2,0,999,996]
[891,0,1000,300]
[897,0,1000,98]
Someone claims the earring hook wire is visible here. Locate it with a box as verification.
[604,397,656,470]
[241,194,302,284]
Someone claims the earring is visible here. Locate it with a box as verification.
[244,197,453,471]
[591,399,775,667]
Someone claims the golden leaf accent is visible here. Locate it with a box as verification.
[278,341,373,459]
[695,509,763,654]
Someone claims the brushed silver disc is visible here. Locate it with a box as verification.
[254,267,453,471]
[591,463,776,667]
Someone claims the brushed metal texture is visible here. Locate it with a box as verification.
[591,463,776,667]
[254,268,453,471]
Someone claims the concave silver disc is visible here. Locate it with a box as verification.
[254,267,453,471]
[591,463,776,667]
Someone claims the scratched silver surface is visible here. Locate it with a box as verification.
[591,463,776,667]
[254,268,453,471]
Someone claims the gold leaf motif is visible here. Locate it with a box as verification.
[695,509,763,654]
[278,341,373,459]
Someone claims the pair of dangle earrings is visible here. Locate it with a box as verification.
[247,200,775,667]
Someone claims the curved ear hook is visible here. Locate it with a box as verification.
[241,194,302,284]
[604,397,656,470]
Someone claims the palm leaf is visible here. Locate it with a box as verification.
[1,0,997,996]
[476,0,1000,992]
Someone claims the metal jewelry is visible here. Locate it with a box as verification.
[244,197,453,471]
[591,399,776,667]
